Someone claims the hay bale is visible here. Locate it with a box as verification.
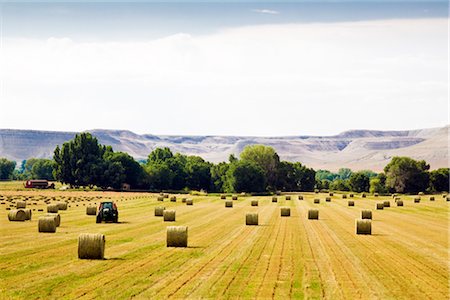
[220,194,226,199]
[298,195,303,200]
[38,209,44,212]
[155,206,165,217]
[280,207,291,217]
[157,196,164,201]
[8,209,27,221]
[308,209,319,220]
[225,200,233,208]
[16,201,26,209]
[45,213,61,227]
[325,197,331,202]
[413,197,420,203]
[397,200,404,206]
[285,196,291,200]
[429,196,435,201]
[186,199,193,206]
[23,209,32,220]
[374,193,379,197]
[418,192,424,196]
[361,210,372,219]
[57,202,68,210]
[164,194,169,199]
[362,193,366,198]
[78,233,105,259]
[376,203,384,210]
[272,197,278,202]
[251,200,258,206]
[314,199,320,204]
[446,196,450,202]
[38,216,57,233]
[356,219,371,235]
[348,201,355,207]
[170,196,176,202]
[163,210,176,222]
[314,189,319,194]
[394,197,401,202]
[342,194,347,199]
[383,201,390,207]
[86,206,97,215]
[167,226,188,247]
[181,198,187,203]
[47,204,59,213]
[246,213,258,225]
[232,196,238,200]
[349,194,354,198]
[329,192,334,196]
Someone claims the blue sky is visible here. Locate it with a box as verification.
[0,1,448,136]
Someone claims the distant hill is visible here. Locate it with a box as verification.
[0,126,448,172]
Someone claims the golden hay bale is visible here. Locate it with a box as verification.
[38,216,57,233]
[45,213,60,227]
[181,198,187,203]
[418,192,424,196]
[8,209,27,221]
[326,197,331,202]
[186,199,193,206]
[376,203,384,210]
[348,201,355,207]
[298,195,303,200]
[23,209,32,220]
[285,196,291,200]
[314,189,319,194]
[232,196,238,200]
[47,204,59,213]
[342,194,347,199]
[280,207,291,217]
[429,196,435,201]
[164,194,169,199]
[154,206,165,217]
[167,226,188,247]
[163,210,176,222]
[157,196,164,201]
[356,219,371,235]
[86,206,97,215]
[383,201,390,207]
[251,200,258,206]
[362,193,366,198]
[272,197,278,202]
[225,200,233,208]
[220,194,226,199]
[374,193,379,197]
[329,192,334,196]
[414,197,420,203]
[314,199,320,204]
[361,210,372,219]
[57,202,68,210]
[246,213,258,225]
[397,200,404,206]
[308,209,319,220]
[170,196,177,202]
[349,194,354,198]
[16,201,26,209]
[78,233,105,259]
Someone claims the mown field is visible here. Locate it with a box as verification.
[0,187,448,299]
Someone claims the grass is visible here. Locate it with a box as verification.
[0,188,448,299]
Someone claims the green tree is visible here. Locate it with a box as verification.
[240,144,280,190]
[329,179,350,191]
[104,150,146,188]
[349,171,370,193]
[185,156,211,191]
[29,159,55,180]
[369,178,387,194]
[0,158,16,180]
[315,169,339,182]
[210,162,230,192]
[429,168,449,192]
[384,156,430,193]
[338,168,353,180]
[226,160,266,193]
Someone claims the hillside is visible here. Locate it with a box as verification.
[0,126,447,172]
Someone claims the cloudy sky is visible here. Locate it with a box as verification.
[0,1,448,136]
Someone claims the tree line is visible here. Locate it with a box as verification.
[0,132,448,194]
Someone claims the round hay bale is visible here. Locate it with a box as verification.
[163,210,176,222]
[8,209,27,221]
[376,203,384,210]
[356,219,371,235]
[232,196,238,200]
[394,197,401,202]
[181,198,187,203]
[246,213,258,225]
[186,199,193,206]
[280,207,291,217]
[298,195,303,200]
[78,233,105,259]
[45,213,61,227]
[272,197,278,202]
[374,193,379,197]
[275,191,281,196]
[446,196,450,201]
[314,189,319,194]
[383,201,390,207]
[86,206,97,215]
[285,196,291,200]
[397,200,404,206]
[57,202,68,210]
[155,206,165,217]
[47,204,59,213]
[314,199,320,204]
[329,192,334,196]
[164,194,169,199]
[348,201,355,207]
[38,208,44,212]
[225,200,233,208]
[251,200,258,206]
[16,201,26,209]
[349,194,354,198]
[167,226,188,247]
[418,192,424,196]
[308,209,319,220]
[414,197,420,203]
[342,194,347,199]
[442,194,448,198]
[429,196,435,201]
[361,193,366,198]
[23,208,32,220]
[220,194,226,199]
[170,196,176,202]
[325,197,331,202]
[361,210,372,219]
[38,216,57,233]
[157,196,164,202]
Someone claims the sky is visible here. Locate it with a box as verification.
[0,1,448,136]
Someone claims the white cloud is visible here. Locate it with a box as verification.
[252,9,280,15]
[0,18,447,136]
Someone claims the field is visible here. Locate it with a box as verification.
[0,187,448,299]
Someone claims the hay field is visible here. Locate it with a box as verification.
[0,189,448,299]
